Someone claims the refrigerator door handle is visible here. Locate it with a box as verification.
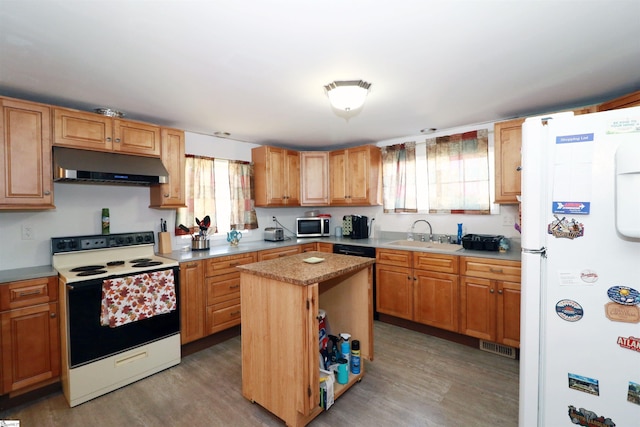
[522,247,547,257]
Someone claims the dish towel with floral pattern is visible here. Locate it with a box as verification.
[100,269,177,328]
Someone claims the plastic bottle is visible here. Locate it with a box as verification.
[102,208,110,235]
[457,223,463,244]
[339,333,351,367]
[350,339,361,374]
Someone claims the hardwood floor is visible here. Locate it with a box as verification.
[0,321,519,426]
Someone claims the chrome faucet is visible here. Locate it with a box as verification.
[410,219,433,242]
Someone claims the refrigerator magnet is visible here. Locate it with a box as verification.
[580,269,599,283]
[628,382,640,406]
[604,303,640,323]
[548,215,584,239]
[556,299,584,322]
[607,285,640,306]
[617,336,640,353]
[567,406,615,426]
[568,373,599,396]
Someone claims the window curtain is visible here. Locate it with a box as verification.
[228,161,258,230]
[426,129,490,214]
[381,142,417,213]
[176,155,217,235]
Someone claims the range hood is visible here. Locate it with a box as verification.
[53,147,168,186]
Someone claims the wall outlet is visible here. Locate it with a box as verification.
[502,215,514,226]
[21,225,34,240]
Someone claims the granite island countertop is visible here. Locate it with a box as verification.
[236,251,374,286]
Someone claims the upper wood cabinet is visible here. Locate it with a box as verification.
[53,107,161,157]
[252,145,300,207]
[300,151,329,206]
[329,145,381,206]
[0,97,55,210]
[598,89,640,111]
[494,118,524,204]
[149,128,186,209]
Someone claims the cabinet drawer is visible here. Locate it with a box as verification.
[376,248,411,267]
[413,252,459,274]
[258,246,301,261]
[206,272,241,305]
[205,253,257,277]
[460,257,521,282]
[0,276,57,311]
[206,299,241,333]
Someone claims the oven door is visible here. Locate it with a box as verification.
[66,266,180,368]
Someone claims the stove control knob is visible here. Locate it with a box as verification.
[144,235,152,242]
[136,235,143,243]
[116,237,125,244]
[126,236,134,243]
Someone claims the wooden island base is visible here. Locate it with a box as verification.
[238,252,374,427]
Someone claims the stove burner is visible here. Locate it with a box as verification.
[131,261,163,268]
[76,270,108,276]
[130,258,152,263]
[107,261,125,266]
[71,265,106,272]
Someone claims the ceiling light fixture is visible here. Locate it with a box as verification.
[324,80,372,112]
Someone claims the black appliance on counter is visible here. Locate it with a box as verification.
[333,244,378,320]
[342,215,369,239]
[461,234,504,251]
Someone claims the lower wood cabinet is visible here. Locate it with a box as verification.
[316,242,333,253]
[204,252,256,335]
[179,260,205,344]
[0,276,60,394]
[376,249,459,332]
[459,256,521,347]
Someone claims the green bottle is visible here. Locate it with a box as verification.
[102,208,110,235]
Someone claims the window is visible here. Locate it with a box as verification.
[176,156,257,236]
[382,128,496,214]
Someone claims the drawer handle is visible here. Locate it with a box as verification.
[230,311,240,317]
[229,262,239,267]
[229,284,240,290]
[19,289,43,297]
[498,289,503,294]
[490,288,495,293]
[489,268,503,274]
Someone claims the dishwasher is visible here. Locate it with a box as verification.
[333,243,378,320]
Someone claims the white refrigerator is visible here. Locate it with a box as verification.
[519,106,640,427]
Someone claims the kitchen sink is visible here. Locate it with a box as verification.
[387,240,463,252]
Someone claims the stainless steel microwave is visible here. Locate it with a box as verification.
[296,217,330,237]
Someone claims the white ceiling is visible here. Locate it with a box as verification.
[1,1,639,149]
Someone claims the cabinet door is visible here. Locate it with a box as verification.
[494,118,524,204]
[180,261,205,344]
[0,98,54,209]
[414,271,459,332]
[53,108,113,151]
[346,146,370,204]
[376,264,413,320]
[460,276,495,341]
[150,128,186,208]
[113,119,161,157]
[300,151,329,206]
[1,302,60,393]
[497,281,521,348]
[328,149,348,204]
[316,242,333,253]
[285,149,300,205]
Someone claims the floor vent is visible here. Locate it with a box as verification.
[479,340,517,359]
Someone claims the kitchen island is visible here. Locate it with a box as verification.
[238,251,374,427]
